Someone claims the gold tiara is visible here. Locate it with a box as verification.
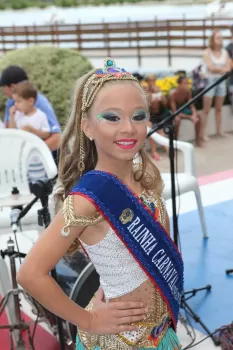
[81,58,138,116]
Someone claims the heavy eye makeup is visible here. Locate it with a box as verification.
[132,109,148,123]
[97,109,148,123]
[98,112,120,123]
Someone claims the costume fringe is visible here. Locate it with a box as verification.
[216,322,233,349]
[153,327,181,350]
[76,328,181,349]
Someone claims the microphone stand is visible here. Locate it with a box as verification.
[30,175,66,350]
[147,71,232,346]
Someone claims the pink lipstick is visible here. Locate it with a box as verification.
[115,139,137,149]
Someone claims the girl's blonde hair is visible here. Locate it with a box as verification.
[56,68,163,205]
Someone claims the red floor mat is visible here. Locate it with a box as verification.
[0,302,60,350]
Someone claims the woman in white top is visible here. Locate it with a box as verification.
[202,30,231,141]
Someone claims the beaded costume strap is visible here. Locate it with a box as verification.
[61,189,165,238]
[61,196,104,237]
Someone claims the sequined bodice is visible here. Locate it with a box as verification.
[80,190,166,300]
[80,227,148,299]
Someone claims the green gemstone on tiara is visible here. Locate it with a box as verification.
[103,57,117,71]
[106,59,113,67]
[96,57,128,75]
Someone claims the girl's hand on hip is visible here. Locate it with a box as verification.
[85,288,147,335]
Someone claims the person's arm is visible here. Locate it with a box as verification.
[188,91,197,115]
[17,195,146,335]
[21,125,50,140]
[204,49,228,74]
[189,101,199,124]
[40,130,51,140]
[177,93,198,123]
[4,99,14,128]
[161,95,167,108]
[225,44,232,59]
[8,106,17,129]
[169,91,177,113]
[225,44,233,70]
[225,53,232,73]
[44,133,61,151]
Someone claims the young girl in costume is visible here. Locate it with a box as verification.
[18,59,184,350]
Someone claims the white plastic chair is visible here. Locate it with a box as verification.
[147,127,208,238]
[0,129,57,343]
[0,129,57,226]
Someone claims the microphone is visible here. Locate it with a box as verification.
[10,208,21,232]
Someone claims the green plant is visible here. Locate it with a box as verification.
[38,2,48,8]
[11,0,30,9]
[0,47,93,127]
[0,3,7,9]
[0,0,161,10]
[88,0,103,5]
[55,0,78,7]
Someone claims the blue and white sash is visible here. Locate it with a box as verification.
[70,170,184,328]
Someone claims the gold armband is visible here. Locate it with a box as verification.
[61,195,104,237]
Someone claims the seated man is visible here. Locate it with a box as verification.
[0,65,61,165]
[169,76,203,147]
